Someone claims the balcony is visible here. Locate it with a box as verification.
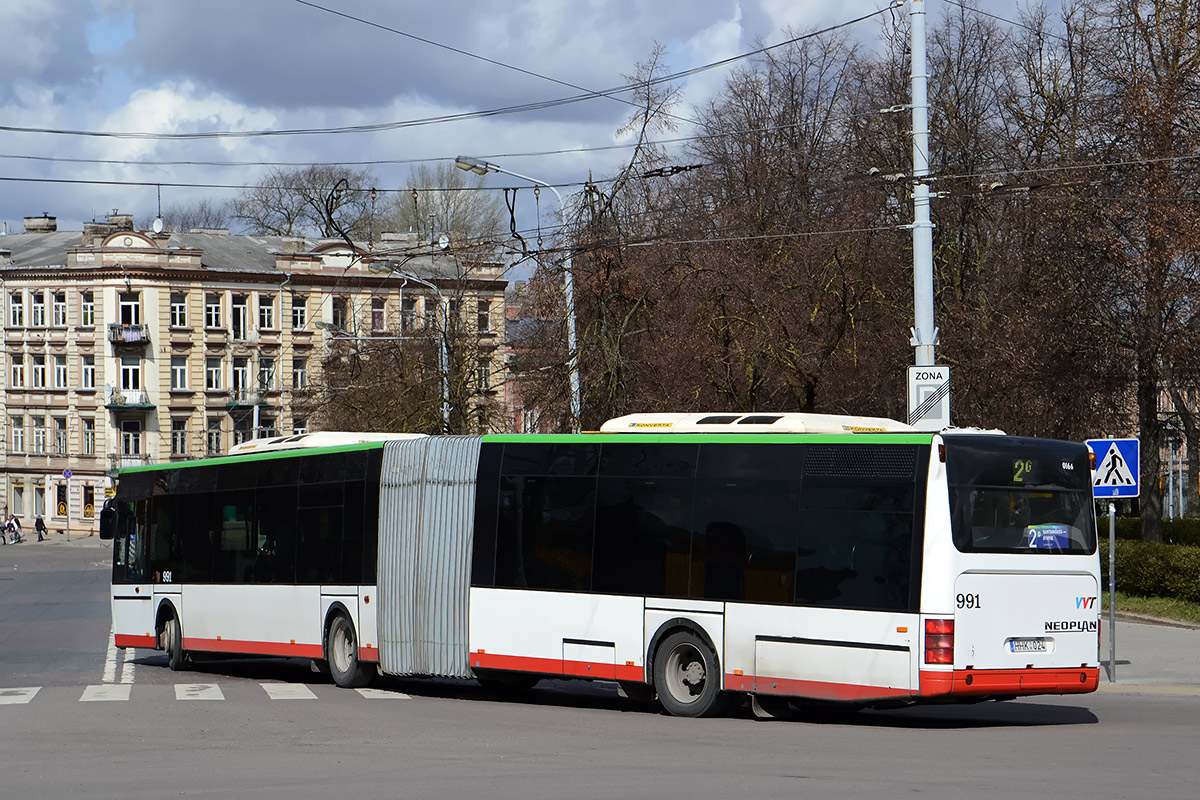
[108,453,151,472]
[108,323,150,346]
[104,388,154,409]
[226,389,263,409]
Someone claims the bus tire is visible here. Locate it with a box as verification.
[653,631,725,718]
[326,614,371,689]
[163,616,187,672]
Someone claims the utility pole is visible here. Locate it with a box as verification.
[906,0,950,430]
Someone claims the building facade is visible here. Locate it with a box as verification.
[1,214,505,534]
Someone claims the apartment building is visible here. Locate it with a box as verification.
[0,213,505,534]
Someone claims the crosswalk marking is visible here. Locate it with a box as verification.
[0,687,40,705]
[355,687,410,700]
[175,683,224,701]
[81,684,132,702]
[261,683,317,700]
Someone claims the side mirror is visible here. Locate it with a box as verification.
[99,498,116,540]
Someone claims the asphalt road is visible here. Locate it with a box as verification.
[2,536,1199,800]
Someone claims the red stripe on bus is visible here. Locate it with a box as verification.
[726,672,911,702]
[115,634,157,648]
[358,646,379,663]
[919,667,1099,697]
[184,637,324,659]
[470,651,643,682]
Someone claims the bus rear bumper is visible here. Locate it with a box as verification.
[919,667,1100,698]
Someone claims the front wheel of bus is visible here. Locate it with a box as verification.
[653,632,725,718]
[326,614,371,689]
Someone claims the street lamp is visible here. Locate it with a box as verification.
[455,155,582,433]
[367,263,452,433]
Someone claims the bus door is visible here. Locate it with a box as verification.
[110,499,156,648]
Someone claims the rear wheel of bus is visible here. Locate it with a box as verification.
[326,613,372,688]
[653,631,726,718]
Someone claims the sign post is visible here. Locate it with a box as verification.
[1086,438,1140,682]
[62,468,72,542]
[907,365,950,430]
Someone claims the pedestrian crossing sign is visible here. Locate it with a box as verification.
[1086,438,1140,498]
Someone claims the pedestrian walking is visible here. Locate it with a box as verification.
[9,514,23,544]
[34,514,48,542]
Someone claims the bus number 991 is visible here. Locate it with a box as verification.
[957,592,981,609]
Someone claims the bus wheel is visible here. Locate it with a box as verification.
[653,632,725,718]
[326,614,371,689]
[163,616,187,672]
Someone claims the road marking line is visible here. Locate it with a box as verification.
[355,687,410,699]
[120,645,136,685]
[175,683,224,700]
[102,625,119,684]
[81,684,132,702]
[261,683,317,700]
[0,687,41,705]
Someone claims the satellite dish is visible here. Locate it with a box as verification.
[437,233,450,251]
[152,217,164,234]
[104,383,114,398]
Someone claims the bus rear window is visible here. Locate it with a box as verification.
[945,435,1096,554]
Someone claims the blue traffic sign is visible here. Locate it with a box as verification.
[1086,438,1140,498]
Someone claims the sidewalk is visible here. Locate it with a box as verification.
[1099,618,1200,695]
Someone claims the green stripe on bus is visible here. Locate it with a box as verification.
[483,433,935,445]
[117,440,388,474]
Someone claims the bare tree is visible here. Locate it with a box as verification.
[231,165,380,238]
[136,198,231,232]
[382,162,505,244]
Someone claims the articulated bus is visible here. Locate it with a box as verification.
[101,413,1101,717]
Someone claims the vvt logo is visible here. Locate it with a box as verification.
[1076,596,1098,609]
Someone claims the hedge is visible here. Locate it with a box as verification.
[1099,538,1200,604]
[1097,516,1200,547]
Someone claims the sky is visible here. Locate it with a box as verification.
[0,0,1024,239]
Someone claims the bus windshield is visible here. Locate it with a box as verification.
[945,435,1096,554]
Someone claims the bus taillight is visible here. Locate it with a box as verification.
[924,618,955,664]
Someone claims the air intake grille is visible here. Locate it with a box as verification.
[804,445,918,479]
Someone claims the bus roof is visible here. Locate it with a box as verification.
[227,431,425,455]
[598,412,915,434]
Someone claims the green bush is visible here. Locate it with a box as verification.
[1097,516,1200,547]
[1099,538,1200,604]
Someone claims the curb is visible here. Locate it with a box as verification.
[1114,612,1200,631]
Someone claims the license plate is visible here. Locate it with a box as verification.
[1009,638,1047,653]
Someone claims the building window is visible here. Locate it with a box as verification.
[292,357,308,390]
[477,356,491,391]
[52,292,67,327]
[11,484,23,517]
[31,354,46,389]
[331,296,348,330]
[120,420,142,456]
[477,300,490,332]
[170,293,188,327]
[171,419,189,456]
[232,418,251,446]
[31,291,46,327]
[401,297,417,332]
[205,294,222,329]
[53,417,67,455]
[32,417,47,454]
[81,292,95,327]
[232,357,249,393]
[258,417,279,439]
[372,297,386,331]
[293,417,308,435]
[231,295,248,339]
[259,294,275,330]
[10,416,25,452]
[82,418,95,455]
[81,355,95,390]
[118,292,140,326]
[34,486,45,517]
[206,418,223,455]
[171,356,188,390]
[8,292,24,327]
[120,357,140,390]
[9,354,24,388]
[205,357,222,390]
[291,295,307,330]
[83,485,95,518]
[53,354,67,388]
[258,357,275,391]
